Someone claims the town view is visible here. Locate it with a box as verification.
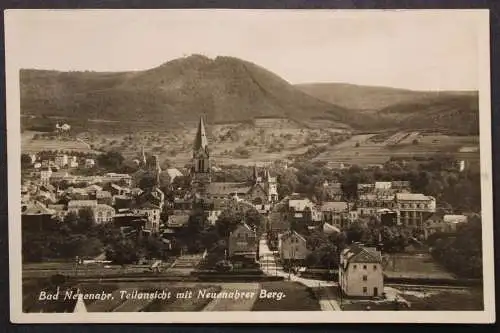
[20,56,484,311]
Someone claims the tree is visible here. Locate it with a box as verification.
[97,151,124,170]
[105,239,140,265]
[139,174,156,190]
[21,153,32,167]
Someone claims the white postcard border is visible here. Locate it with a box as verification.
[5,8,495,324]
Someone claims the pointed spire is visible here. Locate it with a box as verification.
[193,116,208,151]
[141,146,147,165]
[253,164,259,182]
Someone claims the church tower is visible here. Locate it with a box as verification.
[191,116,211,195]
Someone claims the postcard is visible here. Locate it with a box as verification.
[5,8,495,323]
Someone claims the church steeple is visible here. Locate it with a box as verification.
[191,116,211,195]
[193,116,209,154]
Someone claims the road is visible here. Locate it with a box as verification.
[258,237,341,311]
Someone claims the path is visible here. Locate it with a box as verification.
[258,237,341,311]
[165,253,204,276]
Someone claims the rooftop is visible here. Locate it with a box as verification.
[396,193,432,201]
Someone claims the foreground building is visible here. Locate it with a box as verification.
[278,230,308,263]
[339,244,384,298]
[228,223,258,261]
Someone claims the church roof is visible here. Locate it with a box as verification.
[193,116,209,151]
[207,182,251,196]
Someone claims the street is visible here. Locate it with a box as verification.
[258,237,341,311]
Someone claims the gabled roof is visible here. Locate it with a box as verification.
[323,223,341,234]
[280,230,306,242]
[231,222,255,234]
[207,182,251,196]
[321,201,348,211]
[22,201,55,215]
[68,200,98,208]
[133,201,160,210]
[396,193,431,201]
[341,244,382,266]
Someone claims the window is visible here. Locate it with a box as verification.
[363,287,367,293]
[363,275,367,281]
[353,265,357,269]
[363,265,367,269]
[373,265,377,270]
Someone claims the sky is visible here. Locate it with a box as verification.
[5,9,486,91]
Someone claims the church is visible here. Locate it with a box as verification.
[190,116,279,215]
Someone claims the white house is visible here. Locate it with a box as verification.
[278,230,308,262]
[40,167,52,185]
[85,159,96,168]
[93,204,115,224]
[132,201,161,233]
[339,244,384,298]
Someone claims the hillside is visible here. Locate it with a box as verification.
[377,94,479,135]
[295,82,477,112]
[20,55,358,131]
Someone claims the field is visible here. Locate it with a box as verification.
[341,286,483,311]
[401,287,483,310]
[77,119,349,167]
[383,253,456,280]
[22,279,320,312]
[22,131,98,154]
[314,131,479,167]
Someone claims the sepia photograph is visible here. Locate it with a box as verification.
[5,9,495,323]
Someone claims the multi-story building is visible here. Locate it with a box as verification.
[339,244,384,298]
[132,201,161,233]
[278,230,308,263]
[395,193,436,229]
[320,201,349,228]
[228,223,258,260]
[67,200,98,214]
[356,193,396,217]
[93,204,115,224]
[54,154,68,168]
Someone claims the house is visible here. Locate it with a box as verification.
[357,183,375,196]
[339,244,383,298]
[85,159,95,168]
[391,181,411,192]
[93,204,115,224]
[322,181,343,201]
[21,201,57,231]
[278,230,308,263]
[166,168,183,182]
[110,183,129,196]
[395,193,436,229]
[40,167,52,185]
[132,201,161,233]
[50,171,71,183]
[95,190,113,205]
[321,201,349,228]
[67,200,98,214]
[323,222,341,235]
[167,213,190,229]
[228,223,258,260]
[54,154,68,168]
[356,193,396,217]
[103,173,132,186]
[424,214,468,238]
[374,181,392,191]
[47,204,67,222]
